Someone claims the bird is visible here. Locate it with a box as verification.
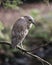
[11,15,36,48]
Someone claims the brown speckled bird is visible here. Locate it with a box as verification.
[11,15,36,48]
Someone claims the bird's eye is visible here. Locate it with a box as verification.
[29,19,31,21]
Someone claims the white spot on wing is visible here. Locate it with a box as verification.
[21,17,25,19]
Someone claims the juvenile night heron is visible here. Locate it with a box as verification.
[11,15,36,48]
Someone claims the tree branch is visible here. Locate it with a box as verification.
[17,46,51,65]
[0,41,51,65]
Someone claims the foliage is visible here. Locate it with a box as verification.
[30,9,41,18]
[29,9,52,41]
[0,0,22,8]
[0,21,11,42]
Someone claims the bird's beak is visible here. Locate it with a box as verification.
[31,20,36,26]
[32,21,36,25]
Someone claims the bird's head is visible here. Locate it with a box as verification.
[21,15,36,28]
[24,15,35,25]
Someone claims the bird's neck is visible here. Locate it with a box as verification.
[29,23,33,29]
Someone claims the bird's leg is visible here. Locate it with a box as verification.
[20,42,24,49]
[18,42,24,49]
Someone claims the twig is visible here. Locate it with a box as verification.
[26,41,50,52]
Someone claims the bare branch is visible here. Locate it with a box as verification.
[17,46,51,65]
[0,41,51,65]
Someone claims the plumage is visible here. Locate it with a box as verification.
[11,15,35,48]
